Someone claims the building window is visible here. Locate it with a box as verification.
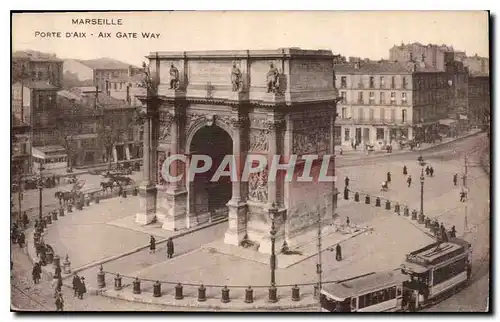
[391,76,396,89]
[369,92,375,103]
[344,128,350,141]
[113,83,117,90]
[341,107,347,119]
[402,92,407,104]
[358,108,365,121]
[341,91,347,104]
[369,77,375,88]
[380,92,385,104]
[341,77,347,88]
[391,109,396,122]
[376,128,384,140]
[369,108,374,121]
[358,92,364,104]
[390,92,396,104]
[402,77,407,89]
[380,108,385,121]
[119,82,123,90]
[402,109,407,123]
[380,77,385,88]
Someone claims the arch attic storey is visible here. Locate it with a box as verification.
[135,48,339,254]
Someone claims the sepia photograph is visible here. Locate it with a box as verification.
[9,10,491,313]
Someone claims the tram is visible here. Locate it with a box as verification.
[320,270,408,312]
[320,238,472,312]
[400,237,472,310]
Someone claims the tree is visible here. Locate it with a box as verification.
[98,117,124,170]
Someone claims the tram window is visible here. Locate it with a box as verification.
[389,286,397,299]
[433,258,467,286]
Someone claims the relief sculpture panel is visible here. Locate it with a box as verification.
[157,151,167,185]
[293,126,330,155]
[248,167,268,203]
[158,111,174,142]
[249,129,269,152]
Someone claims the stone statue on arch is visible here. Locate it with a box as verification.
[231,63,243,92]
[266,62,280,93]
[169,63,180,90]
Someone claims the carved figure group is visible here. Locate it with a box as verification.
[248,169,268,203]
[266,63,280,93]
[231,64,242,92]
[141,62,159,97]
[249,130,269,152]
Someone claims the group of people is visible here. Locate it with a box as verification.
[430,220,457,242]
[149,235,175,259]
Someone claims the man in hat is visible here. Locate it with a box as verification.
[345,176,350,188]
[17,231,25,251]
[167,238,174,259]
[403,165,408,176]
[453,173,458,186]
[335,244,342,261]
[72,273,81,297]
[407,175,412,188]
[54,276,63,298]
[386,171,391,183]
[32,262,42,284]
[55,292,64,311]
[77,277,87,299]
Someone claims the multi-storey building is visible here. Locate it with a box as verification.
[389,42,463,71]
[334,60,449,147]
[463,54,489,76]
[55,86,143,168]
[12,50,63,87]
[63,58,141,91]
[468,73,490,127]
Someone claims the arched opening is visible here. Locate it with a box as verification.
[190,125,233,215]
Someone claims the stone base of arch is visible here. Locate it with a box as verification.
[135,183,157,225]
[223,199,249,246]
[161,189,188,231]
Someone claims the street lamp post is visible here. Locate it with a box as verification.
[418,156,425,224]
[268,203,278,303]
[38,166,45,222]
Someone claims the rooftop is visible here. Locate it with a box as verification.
[34,145,65,153]
[322,270,409,301]
[77,58,138,70]
[13,50,62,62]
[334,61,440,74]
[24,80,59,90]
[405,238,470,267]
[68,88,130,110]
[147,48,334,59]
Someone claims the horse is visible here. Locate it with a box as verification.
[100,181,115,193]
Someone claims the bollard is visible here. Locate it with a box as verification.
[97,265,106,288]
[67,204,73,213]
[395,203,401,214]
[365,195,370,204]
[46,215,52,225]
[375,197,381,207]
[385,200,391,210]
[153,281,161,297]
[53,255,61,269]
[221,286,230,303]
[292,285,300,301]
[52,211,58,221]
[418,213,425,224]
[198,285,206,302]
[244,286,254,303]
[114,274,122,290]
[268,284,278,303]
[411,210,418,220]
[133,277,141,294]
[59,208,65,217]
[62,254,71,274]
[354,192,359,202]
[404,206,409,217]
[175,283,183,300]
[425,217,430,228]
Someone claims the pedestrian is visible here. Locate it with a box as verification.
[440,223,448,242]
[346,216,350,227]
[335,244,342,261]
[453,173,458,186]
[345,176,350,187]
[387,171,391,183]
[22,212,29,229]
[407,175,412,188]
[425,166,430,176]
[54,276,63,298]
[460,191,467,202]
[39,245,47,266]
[72,273,80,297]
[343,187,350,200]
[149,235,156,254]
[403,165,408,176]
[450,225,457,238]
[167,238,174,259]
[430,166,434,177]
[55,292,64,311]
[77,277,86,299]
[32,262,41,284]
[54,264,62,280]
[18,231,25,250]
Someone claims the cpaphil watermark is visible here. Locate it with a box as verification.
[161,154,335,183]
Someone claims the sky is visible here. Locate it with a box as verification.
[12,11,489,67]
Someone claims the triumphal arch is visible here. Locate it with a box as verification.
[135,48,338,254]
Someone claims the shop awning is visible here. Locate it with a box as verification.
[439,119,457,126]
